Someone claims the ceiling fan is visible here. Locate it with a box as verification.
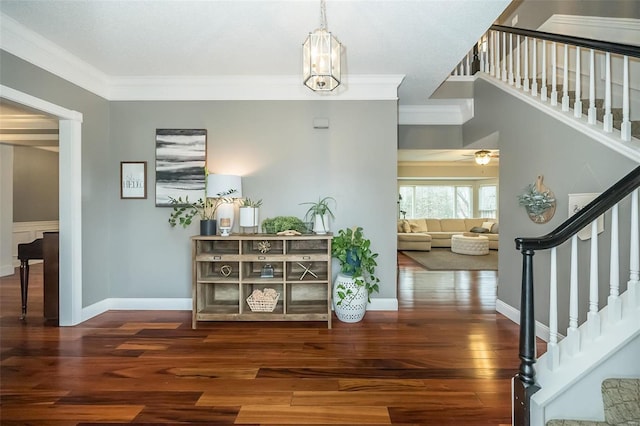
[464,150,500,165]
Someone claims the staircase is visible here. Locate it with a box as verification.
[453,24,640,426]
[546,378,640,425]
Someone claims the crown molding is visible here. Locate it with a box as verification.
[1,12,403,102]
[398,99,474,125]
[0,12,111,99]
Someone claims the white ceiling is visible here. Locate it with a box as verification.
[0,0,511,106]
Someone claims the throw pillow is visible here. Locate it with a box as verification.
[490,222,499,234]
[402,221,411,233]
[409,220,428,233]
[397,220,405,232]
[470,226,489,233]
[482,221,495,231]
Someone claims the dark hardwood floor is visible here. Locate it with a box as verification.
[0,253,537,425]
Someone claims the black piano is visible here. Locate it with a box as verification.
[17,232,59,323]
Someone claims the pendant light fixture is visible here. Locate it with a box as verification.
[303,0,341,92]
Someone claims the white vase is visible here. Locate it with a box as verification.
[239,207,259,232]
[313,213,329,234]
[333,273,367,323]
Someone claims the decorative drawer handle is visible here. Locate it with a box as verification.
[302,256,311,260]
[214,255,221,260]
[258,256,266,260]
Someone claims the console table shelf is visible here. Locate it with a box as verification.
[191,234,332,328]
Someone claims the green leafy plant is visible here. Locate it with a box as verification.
[240,197,263,208]
[331,226,380,305]
[300,196,336,230]
[168,169,239,228]
[261,216,307,234]
[518,184,555,216]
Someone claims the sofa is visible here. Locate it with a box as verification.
[397,218,499,251]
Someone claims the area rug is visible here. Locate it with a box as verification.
[402,248,498,271]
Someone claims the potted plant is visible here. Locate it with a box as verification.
[239,197,263,233]
[168,169,238,235]
[301,196,336,235]
[261,216,307,234]
[518,175,556,224]
[331,226,380,322]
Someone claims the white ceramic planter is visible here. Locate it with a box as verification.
[333,273,367,323]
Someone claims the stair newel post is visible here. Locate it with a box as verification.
[472,41,480,75]
[513,245,540,426]
[562,43,569,111]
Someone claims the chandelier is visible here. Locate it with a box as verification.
[303,0,341,91]
[474,150,492,165]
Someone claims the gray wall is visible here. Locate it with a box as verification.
[1,51,111,307]
[398,125,463,150]
[13,146,59,222]
[1,47,398,309]
[109,100,398,300]
[465,78,637,329]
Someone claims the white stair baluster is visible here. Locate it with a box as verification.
[466,52,471,76]
[548,247,560,370]
[515,35,521,89]
[567,235,581,356]
[588,219,601,340]
[523,36,530,91]
[621,55,631,141]
[574,46,582,118]
[562,44,570,111]
[541,40,548,101]
[603,52,613,132]
[609,203,622,323]
[502,32,507,82]
[532,38,538,96]
[508,33,514,85]
[490,31,496,77]
[550,42,558,106]
[588,49,597,125]
[629,189,639,309]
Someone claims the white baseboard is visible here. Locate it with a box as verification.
[496,298,553,343]
[368,297,399,311]
[81,297,398,323]
[0,264,15,277]
[81,298,192,322]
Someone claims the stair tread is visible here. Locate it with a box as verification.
[602,378,640,425]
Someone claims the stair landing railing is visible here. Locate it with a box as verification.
[453,24,640,142]
[513,165,640,425]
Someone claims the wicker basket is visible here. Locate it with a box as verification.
[246,293,280,312]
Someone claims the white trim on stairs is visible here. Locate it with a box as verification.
[496,298,556,343]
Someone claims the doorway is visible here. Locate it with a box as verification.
[0,84,83,325]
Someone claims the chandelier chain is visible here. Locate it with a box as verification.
[320,0,327,30]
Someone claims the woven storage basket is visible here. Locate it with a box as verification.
[246,293,280,312]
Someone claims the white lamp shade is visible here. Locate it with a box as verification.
[206,174,242,198]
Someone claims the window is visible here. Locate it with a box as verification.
[399,185,472,219]
[478,185,497,219]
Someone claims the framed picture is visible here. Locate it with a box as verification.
[120,161,147,199]
[155,129,207,207]
[569,193,604,240]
